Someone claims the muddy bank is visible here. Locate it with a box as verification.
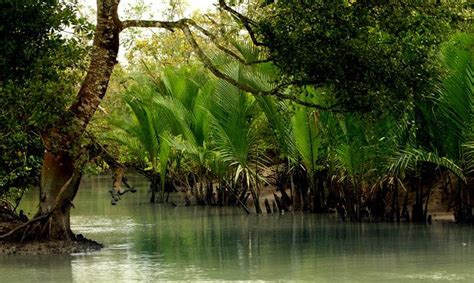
[0,238,103,255]
[0,219,102,255]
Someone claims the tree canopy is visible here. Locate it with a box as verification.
[0,0,87,199]
[256,1,466,112]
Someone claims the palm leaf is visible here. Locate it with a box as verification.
[389,148,465,182]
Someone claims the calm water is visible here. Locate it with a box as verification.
[1,176,473,282]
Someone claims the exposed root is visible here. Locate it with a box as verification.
[0,214,51,241]
[1,173,76,242]
[0,215,103,255]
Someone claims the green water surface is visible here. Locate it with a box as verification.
[1,176,473,282]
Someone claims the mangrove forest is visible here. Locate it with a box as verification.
[0,0,473,281]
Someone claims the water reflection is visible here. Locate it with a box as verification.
[5,176,474,281]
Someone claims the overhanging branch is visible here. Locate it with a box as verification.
[118,14,337,110]
[188,22,248,64]
[189,21,270,66]
[120,19,189,32]
[180,24,338,111]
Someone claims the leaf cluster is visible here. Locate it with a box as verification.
[0,0,88,198]
[257,1,460,112]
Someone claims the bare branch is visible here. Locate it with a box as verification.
[120,14,337,110]
[120,19,189,32]
[85,131,126,170]
[179,24,338,111]
[189,22,247,63]
[0,214,51,241]
[180,24,257,93]
[189,21,270,66]
[218,0,266,47]
[122,17,263,65]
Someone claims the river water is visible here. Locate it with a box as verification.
[1,176,473,282]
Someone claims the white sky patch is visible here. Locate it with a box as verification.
[82,0,216,19]
[188,0,217,13]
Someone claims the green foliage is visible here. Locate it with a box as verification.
[105,67,212,201]
[384,32,473,187]
[256,96,297,160]
[108,52,269,207]
[0,0,87,199]
[257,1,459,112]
[436,32,473,161]
[208,78,260,185]
[96,2,471,216]
[292,108,320,180]
[0,0,86,83]
[389,148,465,182]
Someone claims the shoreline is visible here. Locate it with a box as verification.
[0,238,102,256]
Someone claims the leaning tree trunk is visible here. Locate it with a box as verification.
[34,0,121,241]
[36,152,82,240]
[8,0,255,241]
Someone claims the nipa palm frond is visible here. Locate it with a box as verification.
[389,148,465,182]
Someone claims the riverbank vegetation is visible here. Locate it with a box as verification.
[0,0,473,251]
[92,1,473,223]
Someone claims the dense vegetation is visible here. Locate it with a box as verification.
[0,0,89,205]
[92,1,473,223]
[99,32,473,221]
[0,0,473,246]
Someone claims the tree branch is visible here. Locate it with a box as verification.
[189,21,269,66]
[0,174,75,241]
[218,0,266,47]
[120,19,189,32]
[189,22,247,64]
[85,131,125,170]
[121,18,264,65]
[179,24,339,111]
[119,15,338,110]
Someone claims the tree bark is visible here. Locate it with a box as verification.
[149,173,159,203]
[36,152,82,240]
[35,0,121,241]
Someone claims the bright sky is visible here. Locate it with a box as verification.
[186,0,217,13]
[83,0,217,18]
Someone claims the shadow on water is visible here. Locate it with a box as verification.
[6,175,474,282]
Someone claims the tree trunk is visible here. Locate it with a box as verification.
[264,198,272,214]
[412,181,425,222]
[35,152,82,240]
[150,181,156,203]
[401,185,410,222]
[316,170,327,212]
[394,181,400,223]
[34,0,121,241]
